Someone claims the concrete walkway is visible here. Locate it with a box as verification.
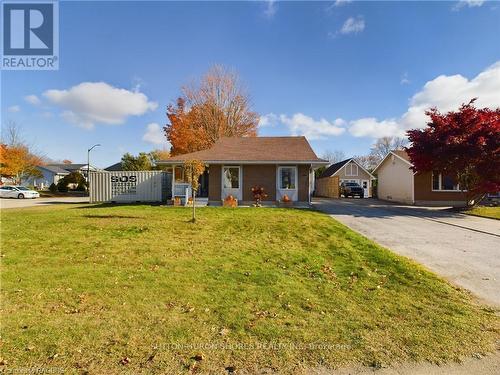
[313,198,500,307]
[310,351,500,375]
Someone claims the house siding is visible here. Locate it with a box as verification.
[414,171,467,206]
[208,165,222,202]
[23,168,66,189]
[376,155,413,204]
[242,165,276,201]
[208,163,311,204]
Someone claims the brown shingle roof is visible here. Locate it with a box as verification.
[159,137,327,164]
[392,149,410,162]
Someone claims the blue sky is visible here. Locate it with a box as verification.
[1,0,500,167]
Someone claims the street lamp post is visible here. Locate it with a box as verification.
[87,144,101,198]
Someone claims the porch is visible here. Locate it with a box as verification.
[169,165,209,206]
[164,163,315,206]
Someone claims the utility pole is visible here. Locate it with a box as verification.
[87,144,101,199]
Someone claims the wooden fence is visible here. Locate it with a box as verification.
[315,176,340,198]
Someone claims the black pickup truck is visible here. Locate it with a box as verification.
[340,182,364,198]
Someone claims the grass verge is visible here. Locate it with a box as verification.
[464,206,500,220]
[1,205,498,373]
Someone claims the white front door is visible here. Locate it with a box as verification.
[277,166,298,201]
[362,180,369,198]
[222,166,242,200]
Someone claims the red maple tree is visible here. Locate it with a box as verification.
[406,99,500,205]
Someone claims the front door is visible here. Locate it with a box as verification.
[222,166,242,200]
[277,166,298,201]
[362,180,369,198]
[197,170,209,198]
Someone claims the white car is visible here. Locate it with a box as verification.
[0,186,40,199]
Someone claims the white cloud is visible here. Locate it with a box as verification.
[258,113,279,127]
[43,82,158,130]
[349,61,500,138]
[8,105,20,112]
[25,95,41,105]
[400,72,410,85]
[340,16,365,35]
[131,76,145,93]
[349,118,405,138]
[263,0,277,18]
[326,0,352,13]
[334,0,352,6]
[453,0,484,11]
[142,122,167,145]
[267,113,346,139]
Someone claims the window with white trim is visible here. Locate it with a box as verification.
[432,171,460,191]
[345,162,358,176]
[174,166,189,183]
[279,167,297,189]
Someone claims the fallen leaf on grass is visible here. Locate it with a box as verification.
[192,353,204,361]
[120,357,130,365]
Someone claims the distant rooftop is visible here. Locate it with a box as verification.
[104,162,123,171]
[392,149,410,162]
[39,163,98,174]
[319,158,352,178]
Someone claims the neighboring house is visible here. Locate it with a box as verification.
[104,162,124,171]
[373,150,467,206]
[0,176,17,186]
[24,163,99,189]
[318,158,375,198]
[31,165,70,188]
[157,136,328,205]
[50,163,99,177]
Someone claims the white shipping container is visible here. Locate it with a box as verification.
[89,171,164,203]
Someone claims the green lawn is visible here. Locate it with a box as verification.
[464,206,500,220]
[1,205,498,373]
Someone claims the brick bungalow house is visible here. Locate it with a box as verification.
[373,150,467,206]
[157,136,328,205]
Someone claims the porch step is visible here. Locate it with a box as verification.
[193,201,208,207]
[189,198,209,207]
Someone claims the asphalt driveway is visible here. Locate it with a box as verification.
[313,198,500,307]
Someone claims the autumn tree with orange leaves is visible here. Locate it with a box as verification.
[165,65,259,155]
[0,122,43,184]
[0,143,44,184]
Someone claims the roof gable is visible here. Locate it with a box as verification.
[320,158,375,179]
[319,158,351,178]
[393,150,410,162]
[159,137,327,164]
[372,150,413,174]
